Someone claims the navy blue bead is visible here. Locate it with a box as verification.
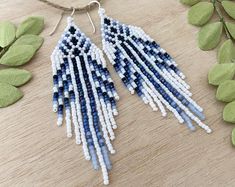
[69,26,76,34]
[104,18,111,25]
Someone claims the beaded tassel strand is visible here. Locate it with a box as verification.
[51,17,119,185]
[98,8,212,134]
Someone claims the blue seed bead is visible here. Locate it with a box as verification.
[89,146,99,170]
[181,112,196,131]
[64,98,70,108]
[53,92,58,100]
[53,75,58,84]
[101,146,112,170]
[97,132,103,139]
[69,26,76,34]
[188,103,205,120]
[58,105,63,115]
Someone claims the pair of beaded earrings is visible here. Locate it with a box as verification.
[49,0,212,185]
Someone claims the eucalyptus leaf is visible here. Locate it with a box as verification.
[208,63,235,86]
[222,1,235,20]
[16,16,44,38]
[188,2,214,26]
[226,22,235,40]
[0,68,31,86]
[198,22,223,50]
[0,21,15,47]
[180,0,201,6]
[223,101,235,123]
[0,45,36,66]
[218,39,235,64]
[232,128,235,146]
[216,80,235,102]
[0,82,23,107]
[13,34,43,50]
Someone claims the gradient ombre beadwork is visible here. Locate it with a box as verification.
[51,17,119,185]
[98,7,212,134]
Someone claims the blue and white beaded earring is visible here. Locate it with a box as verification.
[89,1,212,134]
[50,8,119,185]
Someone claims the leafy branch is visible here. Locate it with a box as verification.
[180,0,235,145]
[212,0,234,41]
[0,17,44,108]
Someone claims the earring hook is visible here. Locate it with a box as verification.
[71,7,76,17]
[87,9,96,34]
[88,0,101,10]
[49,6,75,36]
[49,11,65,36]
[86,0,102,34]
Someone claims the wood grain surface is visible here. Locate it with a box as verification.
[0,0,234,186]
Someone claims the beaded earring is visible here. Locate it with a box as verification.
[89,1,212,134]
[50,10,119,185]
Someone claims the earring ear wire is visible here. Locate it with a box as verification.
[49,11,65,36]
[48,1,101,36]
[88,0,101,10]
[86,0,103,34]
[49,7,76,36]
[70,7,76,17]
[86,6,96,34]
[49,6,75,36]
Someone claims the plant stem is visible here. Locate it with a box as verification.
[0,48,5,57]
[0,37,17,58]
[0,48,6,58]
[211,0,233,40]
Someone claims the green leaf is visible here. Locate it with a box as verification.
[13,34,43,50]
[0,21,15,47]
[198,22,223,50]
[232,128,235,146]
[0,82,23,107]
[223,101,235,123]
[0,68,31,86]
[226,22,235,40]
[188,2,214,26]
[218,39,235,64]
[222,1,235,20]
[208,63,235,86]
[216,80,235,102]
[16,16,44,38]
[0,45,36,66]
[180,0,201,6]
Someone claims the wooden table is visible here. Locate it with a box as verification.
[0,0,234,186]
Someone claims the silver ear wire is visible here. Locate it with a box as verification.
[71,7,76,17]
[49,7,75,36]
[86,1,102,34]
[87,10,96,34]
[88,0,101,10]
[49,11,65,36]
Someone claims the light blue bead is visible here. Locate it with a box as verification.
[101,146,112,170]
[188,104,205,121]
[181,112,196,131]
[89,146,99,170]
[58,114,63,118]
[99,139,105,144]
[87,139,93,143]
